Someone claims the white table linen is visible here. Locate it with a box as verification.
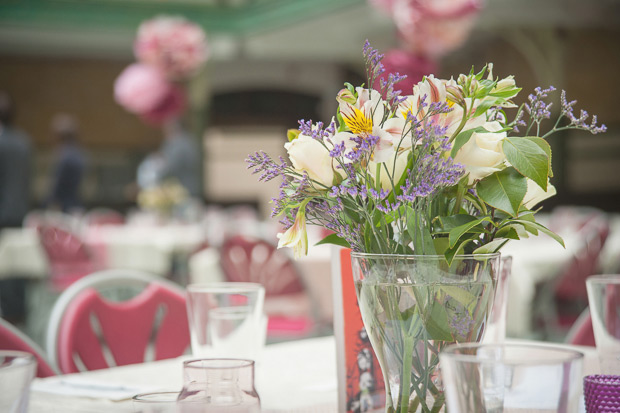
[29,336,597,413]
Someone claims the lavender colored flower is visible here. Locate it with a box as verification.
[560,90,607,134]
[525,86,555,123]
[246,151,287,182]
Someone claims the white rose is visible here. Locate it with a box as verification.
[523,179,556,209]
[453,121,507,184]
[369,150,410,191]
[285,134,337,187]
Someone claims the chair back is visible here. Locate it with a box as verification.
[36,224,98,291]
[84,208,125,227]
[219,235,305,296]
[47,270,190,374]
[565,308,595,347]
[0,318,58,377]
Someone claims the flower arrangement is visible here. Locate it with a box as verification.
[247,41,606,261]
[114,15,208,124]
[137,179,189,216]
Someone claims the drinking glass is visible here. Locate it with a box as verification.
[483,255,513,344]
[0,351,36,413]
[133,391,180,413]
[440,343,584,412]
[186,283,265,361]
[586,274,620,374]
[177,358,260,412]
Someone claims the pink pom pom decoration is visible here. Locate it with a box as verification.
[374,49,437,95]
[134,16,209,79]
[114,63,185,124]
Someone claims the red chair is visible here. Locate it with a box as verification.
[46,269,190,374]
[219,235,316,338]
[565,308,595,347]
[37,224,101,291]
[0,317,58,377]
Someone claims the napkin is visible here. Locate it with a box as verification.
[32,376,162,401]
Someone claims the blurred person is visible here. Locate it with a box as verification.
[137,150,165,190]
[0,91,32,323]
[160,118,201,197]
[46,113,86,213]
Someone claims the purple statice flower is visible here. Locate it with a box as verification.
[449,306,475,338]
[246,151,287,182]
[297,119,335,141]
[368,187,389,201]
[363,40,385,87]
[376,200,401,214]
[525,86,555,123]
[329,141,346,158]
[560,90,607,134]
[511,107,527,133]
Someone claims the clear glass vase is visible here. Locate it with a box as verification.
[177,358,260,412]
[350,253,501,413]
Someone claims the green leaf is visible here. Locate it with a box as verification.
[433,237,450,255]
[495,226,521,240]
[440,285,477,311]
[473,98,497,118]
[437,214,478,233]
[473,238,510,254]
[502,137,550,190]
[315,233,350,248]
[450,127,485,157]
[448,217,491,249]
[424,301,454,341]
[511,219,565,247]
[524,136,553,178]
[286,129,300,142]
[477,168,528,217]
[408,209,436,255]
[489,87,522,98]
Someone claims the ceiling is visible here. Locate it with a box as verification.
[0,0,618,61]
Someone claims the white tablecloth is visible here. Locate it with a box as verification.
[0,224,208,279]
[30,336,338,413]
[29,336,598,413]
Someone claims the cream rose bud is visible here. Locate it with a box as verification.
[285,134,336,187]
[453,121,507,185]
[523,179,556,209]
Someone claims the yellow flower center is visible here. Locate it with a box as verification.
[343,108,373,135]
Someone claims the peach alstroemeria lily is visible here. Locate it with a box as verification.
[276,201,309,258]
[337,87,404,163]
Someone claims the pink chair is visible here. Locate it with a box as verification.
[46,270,190,374]
[565,308,595,347]
[219,235,316,338]
[37,224,100,291]
[84,208,125,227]
[0,317,58,377]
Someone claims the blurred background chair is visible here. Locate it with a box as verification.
[46,269,189,374]
[219,234,317,340]
[0,317,58,377]
[36,224,101,291]
[565,308,595,347]
[533,207,610,340]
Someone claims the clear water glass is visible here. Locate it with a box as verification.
[586,274,620,374]
[177,358,260,412]
[440,343,584,412]
[132,391,180,413]
[186,283,265,361]
[0,350,36,413]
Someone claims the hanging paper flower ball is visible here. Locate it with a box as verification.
[134,16,209,80]
[114,63,185,124]
[374,49,437,94]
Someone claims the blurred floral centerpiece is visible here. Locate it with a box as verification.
[137,179,189,218]
[114,15,208,124]
[248,40,605,412]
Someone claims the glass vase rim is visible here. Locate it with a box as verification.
[350,252,501,260]
[183,358,255,370]
[132,391,180,404]
[441,343,584,365]
[0,350,36,370]
[187,282,265,293]
[586,274,620,285]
